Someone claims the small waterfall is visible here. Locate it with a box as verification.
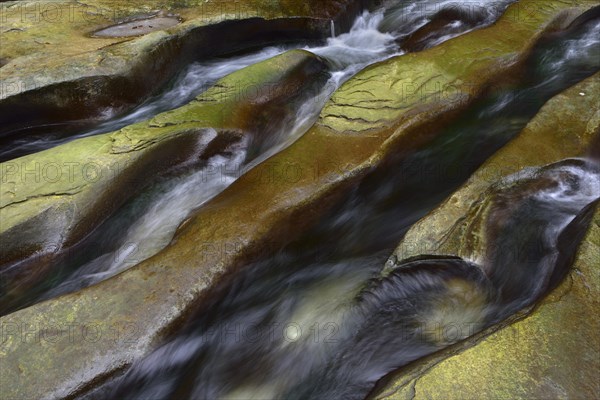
[8,0,598,316]
[484,159,600,311]
[3,0,600,397]
[31,8,410,303]
[103,154,599,400]
[307,11,400,70]
[104,154,599,400]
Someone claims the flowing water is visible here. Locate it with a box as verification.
[92,12,600,400]
[0,47,286,162]
[0,0,515,162]
[2,0,521,310]
[2,1,600,397]
[101,157,599,400]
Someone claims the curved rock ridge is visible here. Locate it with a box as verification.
[372,73,599,400]
[318,0,597,132]
[383,72,600,267]
[0,1,596,399]
[0,0,373,134]
[0,49,329,313]
[374,205,600,400]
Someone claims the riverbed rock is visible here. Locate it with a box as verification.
[374,205,600,400]
[0,0,373,136]
[0,1,596,399]
[383,72,600,267]
[0,49,330,313]
[372,73,600,400]
[399,6,489,53]
[319,0,598,133]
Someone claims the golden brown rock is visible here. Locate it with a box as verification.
[375,205,599,400]
[0,0,369,132]
[1,1,596,398]
[373,74,599,400]
[0,49,329,313]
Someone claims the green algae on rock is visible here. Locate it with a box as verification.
[383,72,600,269]
[0,0,371,134]
[1,1,597,398]
[319,0,598,132]
[0,49,329,313]
[372,73,600,400]
[91,14,182,38]
[375,205,600,400]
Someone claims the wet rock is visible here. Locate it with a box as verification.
[0,49,329,315]
[0,1,595,398]
[319,0,597,133]
[399,7,489,52]
[374,205,600,400]
[373,73,600,400]
[0,0,372,137]
[383,73,600,267]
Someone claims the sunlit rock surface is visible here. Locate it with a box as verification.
[375,206,599,400]
[319,0,597,132]
[383,73,599,266]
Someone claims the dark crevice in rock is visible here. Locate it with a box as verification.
[549,197,600,290]
[400,6,491,52]
[0,50,332,316]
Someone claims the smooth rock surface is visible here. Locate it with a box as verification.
[0,0,371,132]
[0,49,329,312]
[319,0,596,132]
[0,1,596,398]
[384,72,600,267]
[91,15,182,38]
[373,73,600,400]
[375,206,600,400]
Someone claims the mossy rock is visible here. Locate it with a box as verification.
[0,0,371,133]
[373,74,599,400]
[0,49,329,311]
[0,1,596,398]
[375,205,600,400]
[384,72,599,268]
[319,0,598,132]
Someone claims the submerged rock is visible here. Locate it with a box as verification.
[0,1,596,398]
[0,49,329,314]
[373,73,600,400]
